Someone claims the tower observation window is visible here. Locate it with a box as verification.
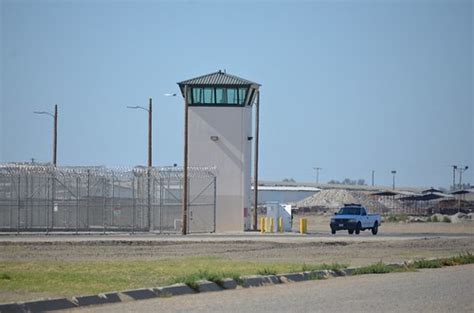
[192,88,204,104]
[227,88,238,104]
[189,87,249,106]
[238,88,247,105]
[204,88,215,103]
[216,88,226,104]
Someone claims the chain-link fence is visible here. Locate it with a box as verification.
[0,164,216,233]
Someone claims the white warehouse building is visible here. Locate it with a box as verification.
[252,185,320,204]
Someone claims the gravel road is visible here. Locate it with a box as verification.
[60,264,474,313]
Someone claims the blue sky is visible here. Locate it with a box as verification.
[1,0,472,189]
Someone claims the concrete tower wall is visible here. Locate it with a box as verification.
[189,106,252,232]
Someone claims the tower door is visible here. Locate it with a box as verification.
[188,176,216,233]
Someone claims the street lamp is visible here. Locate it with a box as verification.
[452,165,458,191]
[458,166,469,190]
[127,98,153,167]
[127,98,153,231]
[313,167,322,184]
[391,170,397,190]
[34,104,58,166]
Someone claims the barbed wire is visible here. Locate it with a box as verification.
[0,163,216,178]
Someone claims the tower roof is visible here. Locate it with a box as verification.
[177,70,260,87]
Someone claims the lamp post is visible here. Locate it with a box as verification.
[34,104,58,166]
[127,99,153,168]
[457,166,469,190]
[452,165,458,191]
[313,167,322,185]
[391,170,397,190]
[34,104,58,231]
[127,99,153,231]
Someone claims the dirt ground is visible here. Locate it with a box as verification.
[1,215,472,266]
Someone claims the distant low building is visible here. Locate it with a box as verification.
[252,185,320,204]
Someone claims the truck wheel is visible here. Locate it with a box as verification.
[348,229,354,235]
[355,222,361,235]
[372,222,378,235]
[331,228,336,235]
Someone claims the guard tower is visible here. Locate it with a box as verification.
[178,71,260,232]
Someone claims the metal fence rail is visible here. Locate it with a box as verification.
[0,164,216,233]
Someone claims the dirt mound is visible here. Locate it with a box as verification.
[296,189,387,213]
[428,213,473,224]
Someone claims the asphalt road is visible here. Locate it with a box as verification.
[62,265,474,313]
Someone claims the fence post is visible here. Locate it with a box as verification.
[9,182,13,231]
[25,173,29,229]
[111,172,115,229]
[103,177,107,234]
[213,176,217,233]
[86,170,90,230]
[17,174,21,234]
[147,169,152,232]
[76,176,79,234]
[46,177,50,233]
[51,170,55,231]
[159,177,163,234]
[132,175,136,234]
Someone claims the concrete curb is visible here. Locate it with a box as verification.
[195,280,222,293]
[121,288,158,300]
[241,275,281,288]
[72,294,112,307]
[22,298,77,312]
[220,278,238,289]
[277,272,306,283]
[155,283,196,297]
[0,303,23,313]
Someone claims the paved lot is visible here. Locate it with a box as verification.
[60,265,474,313]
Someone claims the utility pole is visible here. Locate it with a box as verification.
[371,170,375,186]
[182,86,189,235]
[313,167,322,184]
[147,98,152,231]
[452,165,457,191]
[253,91,260,231]
[391,170,397,190]
[53,104,57,166]
[458,166,469,190]
[148,98,152,168]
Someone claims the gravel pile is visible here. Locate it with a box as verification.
[296,189,388,212]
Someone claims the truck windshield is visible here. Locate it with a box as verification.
[337,207,361,215]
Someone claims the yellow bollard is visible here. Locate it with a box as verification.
[260,217,266,233]
[300,218,307,234]
[269,218,274,233]
[278,217,283,233]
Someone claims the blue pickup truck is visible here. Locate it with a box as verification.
[330,204,381,235]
